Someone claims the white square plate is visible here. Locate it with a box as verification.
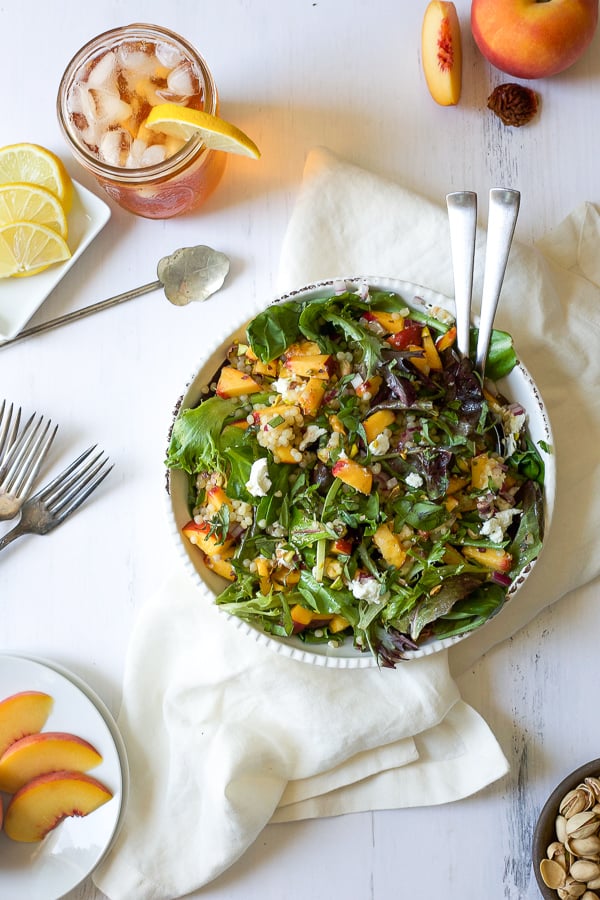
[0,180,111,341]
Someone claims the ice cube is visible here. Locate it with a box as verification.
[141,143,168,167]
[89,88,132,125]
[99,129,132,167]
[155,40,185,69]
[127,137,147,167]
[167,61,200,97]
[117,42,159,78]
[86,49,118,92]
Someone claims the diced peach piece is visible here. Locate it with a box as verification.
[436,326,457,352]
[407,344,430,375]
[182,520,232,557]
[229,419,250,430]
[0,692,54,758]
[355,375,382,398]
[254,403,299,426]
[284,354,332,379]
[204,553,236,581]
[422,1,462,107]
[290,604,314,626]
[298,378,326,416]
[421,326,443,371]
[0,732,103,794]
[447,475,470,495]
[331,537,353,555]
[442,543,466,566]
[329,614,350,633]
[275,445,301,464]
[332,458,373,495]
[462,546,513,573]
[471,453,505,491]
[363,409,395,444]
[372,523,407,568]
[216,366,262,398]
[252,359,278,377]
[283,341,321,358]
[206,486,232,512]
[363,310,406,333]
[3,770,113,843]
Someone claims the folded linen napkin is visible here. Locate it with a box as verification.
[95,149,600,898]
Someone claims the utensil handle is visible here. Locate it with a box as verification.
[0,522,24,552]
[0,280,162,350]
[476,189,520,375]
[446,191,477,359]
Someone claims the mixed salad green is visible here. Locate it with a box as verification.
[166,284,547,666]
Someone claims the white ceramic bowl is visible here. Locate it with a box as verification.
[166,277,555,668]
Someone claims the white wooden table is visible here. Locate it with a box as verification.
[1,2,598,897]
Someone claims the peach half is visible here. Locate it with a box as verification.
[0,691,54,757]
[422,0,462,106]
[0,731,103,794]
[3,770,113,843]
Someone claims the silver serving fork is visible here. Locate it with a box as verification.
[0,446,112,552]
[0,405,58,520]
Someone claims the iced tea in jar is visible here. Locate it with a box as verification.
[57,24,226,219]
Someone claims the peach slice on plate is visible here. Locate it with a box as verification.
[422,0,462,106]
[3,770,113,843]
[0,731,103,794]
[0,691,54,757]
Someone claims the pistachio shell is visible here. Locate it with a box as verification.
[567,834,600,858]
[567,811,600,840]
[557,814,569,843]
[585,778,600,801]
[562,789,592,818]
[589,876,600,891]
[541,857,567,889]
[571,859,600,882]
[582,892,600,900]
[558,879,588,900]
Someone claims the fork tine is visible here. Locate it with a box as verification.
[43,450,106,513]
[10,420,58,498]
[0,401,21,467]
[32,445,98,503]
[0,415,55,493]
[51,458,113,522]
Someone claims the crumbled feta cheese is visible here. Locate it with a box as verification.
[299,424,327,451]
[369,428,390,457]
[348,576,382,604]
[245,458,271,497]
[405,472,424,489]
[480,508,520,544]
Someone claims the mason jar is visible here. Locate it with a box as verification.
[57,24,226,219]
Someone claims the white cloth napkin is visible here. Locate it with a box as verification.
[95,149,600,899]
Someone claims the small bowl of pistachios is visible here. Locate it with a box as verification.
[533,759,600,899]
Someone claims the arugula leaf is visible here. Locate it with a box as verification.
[218,425,260,500]
[166,397,241,474]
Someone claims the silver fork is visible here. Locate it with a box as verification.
[0,400,22,469]
[0,410,58,520]
[0,446,113,553]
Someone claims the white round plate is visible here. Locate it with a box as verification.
[167,276,555,667]
[0,654,128,900]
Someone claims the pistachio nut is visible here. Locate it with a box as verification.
[562,789,593,818]
[567,834,600,859]
[586,779,600,801]
[567,811,600,840]
[541,857,568,889]
[570,860,600,883]
[558,878,588,900]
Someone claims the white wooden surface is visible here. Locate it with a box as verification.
[1,2,599,898]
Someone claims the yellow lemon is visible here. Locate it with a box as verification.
[0,183,68,238]
[144,105,261,159]
[0,144,73,212]
[0,221,71,278]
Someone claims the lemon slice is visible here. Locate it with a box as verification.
[144,105,261,159]
[0,144,73,212]
[0,183,68,238]
[0,221,71,278]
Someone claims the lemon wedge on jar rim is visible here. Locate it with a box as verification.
[0,221,71,278]
[0,143,73,212]
[145,105,261,159]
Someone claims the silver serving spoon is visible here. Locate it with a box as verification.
[446,190,477,360]
[446,188,520,376]
[476,188,520,375]
[0,244,230,349]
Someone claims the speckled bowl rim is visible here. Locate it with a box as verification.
[166,275,556,668]
[533,757,600,898]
